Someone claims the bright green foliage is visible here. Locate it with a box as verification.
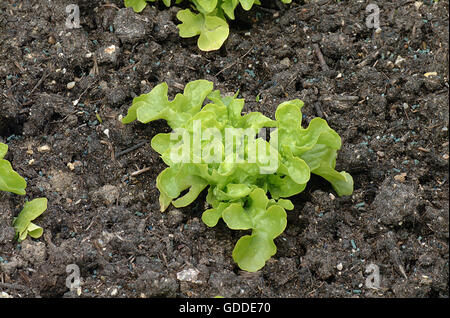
[124,0,148,12]
[1,142,47,241]
[0,143,27,195]
[13,198,47,242]
[122,80,353,271]
[177,9,229,52]
[125,0,292,51]
[124,0,173,12]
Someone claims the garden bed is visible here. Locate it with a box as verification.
[0,0,448,297]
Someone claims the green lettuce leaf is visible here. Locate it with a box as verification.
[13,198,47,242]
[124,0,149,12]
[222,189,287,272]
[0,143,27,195]
[125,0,171,12]
[177,9,229,51]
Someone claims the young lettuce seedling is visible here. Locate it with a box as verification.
[125,0,292,51]
[122,80,353,272]
[13,198,48,242]
[1,142,47,241]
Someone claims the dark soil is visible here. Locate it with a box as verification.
[0,0,448,298]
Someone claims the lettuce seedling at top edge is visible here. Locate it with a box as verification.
[125,0,293,51]
[122,80,353,272]
[124,0,172,12]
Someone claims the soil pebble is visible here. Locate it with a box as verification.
[371,178,420,226]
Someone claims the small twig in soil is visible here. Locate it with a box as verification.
[5,80,20,93]
[44,233,57,250]
[402,106,410,121]
[339,95,359,102]
[313,43,329,72]
[29,70,49,95]
[332,95,360,102]
[357,50,380,68]
[92,240,109,266]
[215,45,254,77]
[417,147,430,153]
[85,216,98,231]
[238,271,261,279]
[307,282,325,296]
[100,140,116,161]
[314,102,327,119]
[76,123,87,130]
[434,88,448,95]
[426,123,443,130]
[396,0,416,8]
[100,3,120,10]
[287,74,298,90]
[130,166,151,177]
[0,282,29,291]
[159,252,168,267]
[49,111,79,124]
[13,61,25,73]
[394,260,408,280]
[115,140,148,158]
[73,79,98,106]
[18,271,31,285]
[92,55,99,76]
[172,81,185,91]
[318,0,333,5]
[121,60,141,73]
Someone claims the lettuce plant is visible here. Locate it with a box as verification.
[122,80,353,271]
[124,0,292,51]
[1,142,47,241]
